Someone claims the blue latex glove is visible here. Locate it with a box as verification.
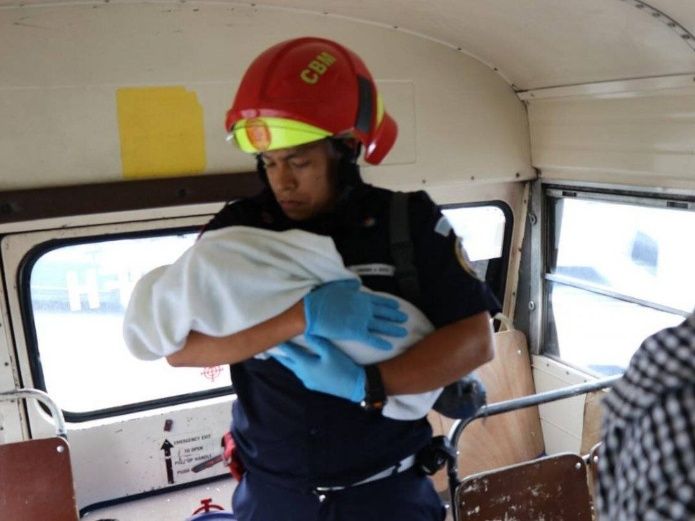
[272,335,366,403]
[304,279,407,351]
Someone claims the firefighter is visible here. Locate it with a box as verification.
[168,36,499,521]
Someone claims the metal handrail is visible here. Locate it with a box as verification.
[446,375,620,521]
[0,388,67,438]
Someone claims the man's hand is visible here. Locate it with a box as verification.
[304,279,407,351]
[272,335,366,403]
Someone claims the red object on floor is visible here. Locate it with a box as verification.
[192,498,225,514]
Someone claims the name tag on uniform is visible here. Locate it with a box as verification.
[347,264,396,277]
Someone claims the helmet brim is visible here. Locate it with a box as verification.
[228,117,332,154]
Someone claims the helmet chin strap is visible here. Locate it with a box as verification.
[255,153,270,188]
[329,139,364,192]
[330,140,365,216]
[330,137,361,164]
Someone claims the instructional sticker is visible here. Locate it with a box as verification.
[160,431,219,484]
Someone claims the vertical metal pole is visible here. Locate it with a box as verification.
[528,179,545,355]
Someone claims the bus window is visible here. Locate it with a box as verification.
[25,231,232,420]
[442,203,512,303]
[544,192,695,376]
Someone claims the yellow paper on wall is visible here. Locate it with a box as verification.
[117,87,206,179]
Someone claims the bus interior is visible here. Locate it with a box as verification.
[1,0,694,519]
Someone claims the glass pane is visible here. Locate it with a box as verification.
[442,206,506,262]
[29,233,232,414]
[549,282,684,375]
[552,198,695,313]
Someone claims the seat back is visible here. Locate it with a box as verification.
[429,329,544,492]
[454,453,593,521]
[0,436,79,520]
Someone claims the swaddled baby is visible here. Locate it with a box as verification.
[123,226,439,420]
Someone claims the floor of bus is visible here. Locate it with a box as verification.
[79,479,453,520]
[80,478,236,520]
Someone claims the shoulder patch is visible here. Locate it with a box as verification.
[434,216,453,237]
[455,237,480,279]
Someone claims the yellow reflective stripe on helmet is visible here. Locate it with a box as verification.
[376,92,385,126]
[231,117,332,153]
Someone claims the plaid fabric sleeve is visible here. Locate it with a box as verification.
[635,387,694,520]
[599,388,695,521]
[598,314,695,521]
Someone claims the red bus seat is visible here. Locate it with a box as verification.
[454,453,593,521]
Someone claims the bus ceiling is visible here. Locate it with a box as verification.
[2,0,692,91]
[230,0,695,91]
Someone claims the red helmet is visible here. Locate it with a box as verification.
[225,37,397,165]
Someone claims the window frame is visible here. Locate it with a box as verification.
[16,225,235,423]
[439,200,514,307]
[534,183,695,367]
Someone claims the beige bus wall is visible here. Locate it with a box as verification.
[525,79,695,193]
[0,2,533,191]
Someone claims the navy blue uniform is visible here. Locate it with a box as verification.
[203,182,500,521]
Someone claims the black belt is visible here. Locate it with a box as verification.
[312,454,417,498]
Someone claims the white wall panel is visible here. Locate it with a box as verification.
[528,80,695,190]
[532,355,594,455]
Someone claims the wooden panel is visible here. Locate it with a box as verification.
[456,453,593,521]
[580,390,606,455]
[429,330,544,492]
[0,172,261,224]
[0,437,78,521]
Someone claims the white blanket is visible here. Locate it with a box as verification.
[123,226,440,420]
